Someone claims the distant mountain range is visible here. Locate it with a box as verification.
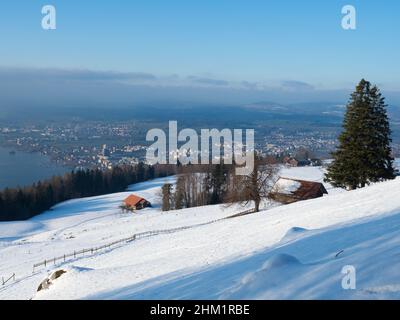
[1,101,399,139]
[244,101,400,119]
[243,101,347,116]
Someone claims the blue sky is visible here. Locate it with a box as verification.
[0,0,400,105]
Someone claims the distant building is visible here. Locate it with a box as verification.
[283,156,321,167]
[101,144,111,157]
[310,158,322,166]
[283,156,299,167]
[271,177,328,204]
[123,194,151,211]
[297,159,311,167]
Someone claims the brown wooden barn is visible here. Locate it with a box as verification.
[123,194,151,210]
[271,177,328,204]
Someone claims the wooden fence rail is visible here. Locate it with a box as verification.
[1,273,15,286]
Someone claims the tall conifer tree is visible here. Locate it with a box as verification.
[325,79,395,189]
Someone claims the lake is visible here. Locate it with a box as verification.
[0,146,70,190]
[0,146,398,191]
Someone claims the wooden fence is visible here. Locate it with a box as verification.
[31,217,228,272]
[0,208,258,289]
[32,234,137,272]
[22,207,255,275]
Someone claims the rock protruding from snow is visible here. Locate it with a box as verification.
[37,270,66,292]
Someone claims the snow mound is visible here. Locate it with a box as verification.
[280,227,309,242]
[261,253,302,269]
[223,254,303,299]
[34,265,94,299]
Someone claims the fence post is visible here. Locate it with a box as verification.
[1,277,4,285]
[74,251,76,258]
[44,260,47,267]
[64,254,66,262]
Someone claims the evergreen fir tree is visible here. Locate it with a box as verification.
[325,79,395,189]
[210,164,228,204]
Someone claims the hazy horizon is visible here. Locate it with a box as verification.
[1,1,400,109]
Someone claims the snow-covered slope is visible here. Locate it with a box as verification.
[1,166,400,300]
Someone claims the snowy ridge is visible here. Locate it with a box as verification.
[1,166,400,300]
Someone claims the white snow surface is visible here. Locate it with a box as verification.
[1,165,400,300]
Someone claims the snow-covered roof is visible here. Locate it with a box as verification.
[271,177,328,200]
[272,178,302,195]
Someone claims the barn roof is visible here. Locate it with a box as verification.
[272,177,327,200]
[124,194,147,206]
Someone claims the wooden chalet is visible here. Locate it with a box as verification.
[271,177,328,204]
[123,194,151,210]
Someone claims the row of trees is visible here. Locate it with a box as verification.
[162,164,231,211]
[0,163,176,221]
[162,155,277,212]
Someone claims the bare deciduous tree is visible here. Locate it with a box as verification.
[225,154,277,212]
[161,183,173,211]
